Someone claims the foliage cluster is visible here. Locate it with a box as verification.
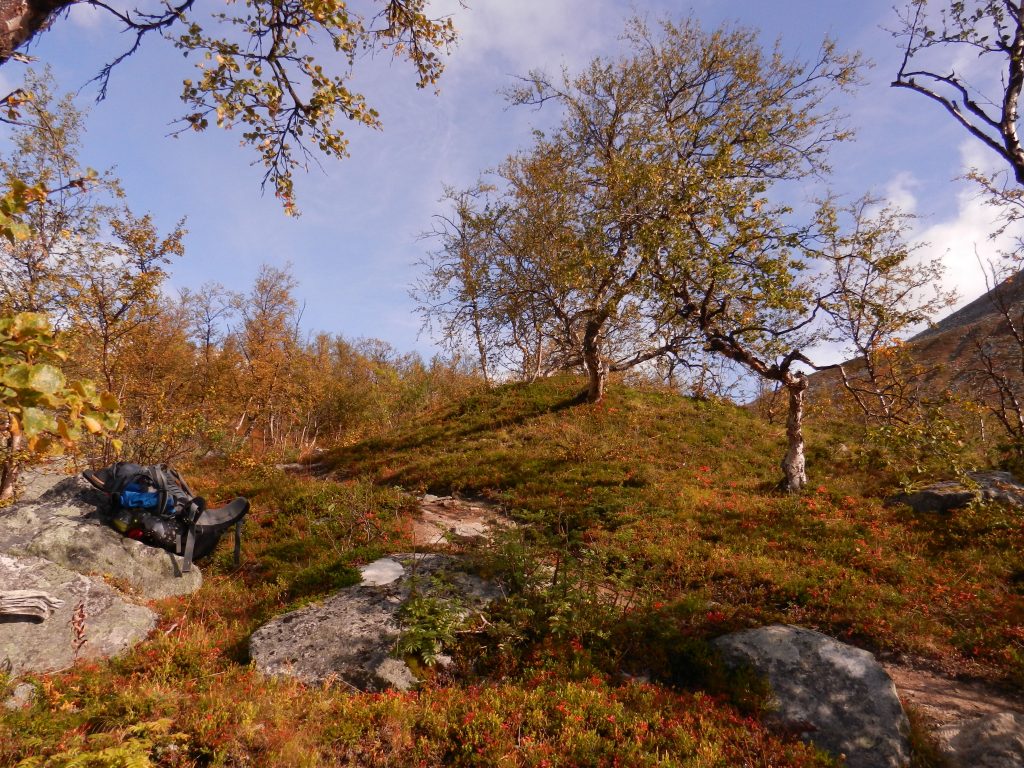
[0,2,456,212]
[0,73,481,480]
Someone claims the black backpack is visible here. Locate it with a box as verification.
[83,462,249,575]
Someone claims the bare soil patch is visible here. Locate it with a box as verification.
[885,663,1024,731]
[411,494,514,547]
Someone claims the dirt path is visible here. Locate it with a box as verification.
[885,663,1024,730]
[410,494,514,547]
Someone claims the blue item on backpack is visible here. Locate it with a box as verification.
[119,483,174,512]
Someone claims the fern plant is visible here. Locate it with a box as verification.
[394,594,465,667]
[16,719,182,768]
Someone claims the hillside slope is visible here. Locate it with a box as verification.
[3,377,1022,767]
[329,375,1024,686]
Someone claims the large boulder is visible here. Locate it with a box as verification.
[0,553,156,675]
[250,553,501,691]
[713,624,911,768]
[938,712,1024,768]
[889,471,1024,513]
[0,474,201,599]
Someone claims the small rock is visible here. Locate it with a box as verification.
[3,682,35,710]
[714,624,911,768]
[939,712,1024,768]
[888,471,1024,513]
[374,657,419,690]
[274,462,327,476]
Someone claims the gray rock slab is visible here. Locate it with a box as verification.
[0,475,201,599]
[250,553,501,691]
[0,554,156,676]
[16,464,72,504]
[714,624,910,768]
[889,471,1024,513]
[939,712,1024,768]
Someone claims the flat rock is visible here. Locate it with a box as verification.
[250,553,501,691]
[885,662,1024,731]
[889,471,1024,513]
[714,624,910,768]
[0,475,201,599]
[0,553,156,675]
[938,712,1024,768]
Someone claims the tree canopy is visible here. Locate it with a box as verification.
[419,17,862,406]
[0,0,456,210]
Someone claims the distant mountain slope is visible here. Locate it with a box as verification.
[912,269,1024,343]
[809,270,1024,395]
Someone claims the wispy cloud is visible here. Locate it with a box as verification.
[883,171,919,214]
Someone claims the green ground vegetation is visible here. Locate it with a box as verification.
[2,374,1020,766]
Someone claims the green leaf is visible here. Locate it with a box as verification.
[99,391,119,411]
[71,380,98,400]
[27,364,65,395]
[0,364,30,389]
[10,312,50,338]
[22,407,56,438]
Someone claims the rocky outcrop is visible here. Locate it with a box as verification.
[0,553,156,675]
[713,624,911,768]
[0,473,201,599]
[250,553,501,691]
[888,471,1024,513]
[938,712,1024,768]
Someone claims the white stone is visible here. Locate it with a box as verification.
[359,558,404,586]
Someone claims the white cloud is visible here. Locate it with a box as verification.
[435,0,619,74]
[909,141,1024,313]
[66,2,108,30]
[882,171,919,214]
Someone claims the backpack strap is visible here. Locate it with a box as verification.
[180,497,206,574]
[234,520,242,566]
[82,468,110,492]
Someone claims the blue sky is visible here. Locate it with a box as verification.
[5,0,1013,359]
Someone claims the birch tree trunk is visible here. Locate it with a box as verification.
[582,319,607,404]
[781,374,808,492]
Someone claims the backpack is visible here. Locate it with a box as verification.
[83,462,249,576]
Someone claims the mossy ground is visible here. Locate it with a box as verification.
[3,374,1019,766]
